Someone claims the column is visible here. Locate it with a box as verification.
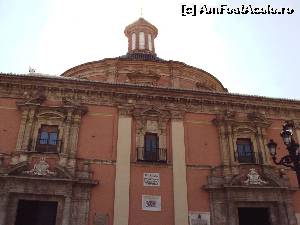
[21,108,35,150]
[0,194,9,225]
[113,114,132,225]
[257,127,270,164]
[227,125,235,164]
[15,110,29,151]
[62,111,72,154]
[172,119,189,225]
[61,196,71,225]
[69,114,81,157]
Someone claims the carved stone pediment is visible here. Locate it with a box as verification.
[23,157,56,176]
[229,168,278,187]
[233,125,256,134]
[134,107,170,120]
[213,111,270,128]
[7,159,73,179]
[247,112,270,127]
[36,110,65,120]
[212,111,236,126]
[142,109,160,116]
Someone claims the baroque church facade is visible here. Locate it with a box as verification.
[0,18,300,225]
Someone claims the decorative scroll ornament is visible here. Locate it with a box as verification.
[244,168,267,185]
[23,157,56,176]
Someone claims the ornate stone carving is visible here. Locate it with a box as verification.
[196,80,214,91]
[146,120,158,132]
[126,71,160,85]
[23,157,56,176]
[134,107,170,150]
[243,168,267,185]
[25,94,46,104]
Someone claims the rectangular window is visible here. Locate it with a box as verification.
[236,138,255,163]
[144,133,159,161]
[35,125,59,153]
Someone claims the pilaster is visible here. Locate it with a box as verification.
[172,119,189,225]
[113,112,132,225]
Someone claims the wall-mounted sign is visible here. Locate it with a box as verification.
[189,211,210,225]
[143,173,160,186]
[142,195,161,211]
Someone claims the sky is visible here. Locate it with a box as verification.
[0,0,299,99]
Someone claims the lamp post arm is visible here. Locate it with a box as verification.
[272,155,295,169]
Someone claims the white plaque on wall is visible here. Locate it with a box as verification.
[143,173,160,186]
[189,211,210,225]
[142,195,161,211]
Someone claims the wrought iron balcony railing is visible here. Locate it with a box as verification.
[137,147,167,163]
[34,139,62,153]
[234,151,263,164]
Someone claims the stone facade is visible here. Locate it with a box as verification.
[0,17,300,225]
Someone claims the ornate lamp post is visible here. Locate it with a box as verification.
[267,121,300,188]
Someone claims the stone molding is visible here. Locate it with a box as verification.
[1,74,300,118]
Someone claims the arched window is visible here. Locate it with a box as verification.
[139,32,145,49]
[131,33,136,50]
[148,34,152,51]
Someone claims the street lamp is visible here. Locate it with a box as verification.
[267,121,300,188]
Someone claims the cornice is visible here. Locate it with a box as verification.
[1,73,300,115]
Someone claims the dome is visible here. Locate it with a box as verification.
[61,18,227,92]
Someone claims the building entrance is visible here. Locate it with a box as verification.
[14,200,58,225]
[238,207,271,225]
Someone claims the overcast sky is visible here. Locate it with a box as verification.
[0,0,299,99]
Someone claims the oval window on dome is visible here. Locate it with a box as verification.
[132,33,136,50]
[139,32,145,49]
[148,34,152,51]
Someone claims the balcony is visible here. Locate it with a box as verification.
[137,147,167,163]
[234,151,263,164]
[33,139,62,153]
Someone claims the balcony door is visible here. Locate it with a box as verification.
[144,133,159,161]
[236,138,255,163]
[36,125,59,153]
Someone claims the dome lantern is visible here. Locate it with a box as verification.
[124,17,158,55]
